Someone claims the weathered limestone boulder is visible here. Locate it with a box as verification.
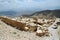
[36,27,49,37]
[0,17,28,31]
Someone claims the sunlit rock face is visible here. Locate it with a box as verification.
[16,15,56,37]
[0,16,28,31]
[0,13,56,37]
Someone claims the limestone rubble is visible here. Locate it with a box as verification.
[0,15,56,37]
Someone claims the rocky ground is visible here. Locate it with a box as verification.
[0,16,60,40]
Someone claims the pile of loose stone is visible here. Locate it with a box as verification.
[15,16,56,37]
[1,15,56,37]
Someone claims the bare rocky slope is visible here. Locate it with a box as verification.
[0,15,60,40]
[0,9,60,40]
[23,9,60,18]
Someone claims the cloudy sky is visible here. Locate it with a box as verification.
[0,0,60,16]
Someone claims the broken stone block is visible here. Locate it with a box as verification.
[0,17,28,31]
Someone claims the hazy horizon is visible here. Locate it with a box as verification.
[0,0,60,16]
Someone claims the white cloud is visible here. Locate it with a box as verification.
[0,0,60,12]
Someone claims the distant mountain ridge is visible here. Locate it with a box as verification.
[31,9,60,18]
[0,11,17,17]
[0,9,60,18]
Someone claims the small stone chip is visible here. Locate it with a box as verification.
[13,32,17,34]
[25,27,29,30]
[36,30,42,33]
